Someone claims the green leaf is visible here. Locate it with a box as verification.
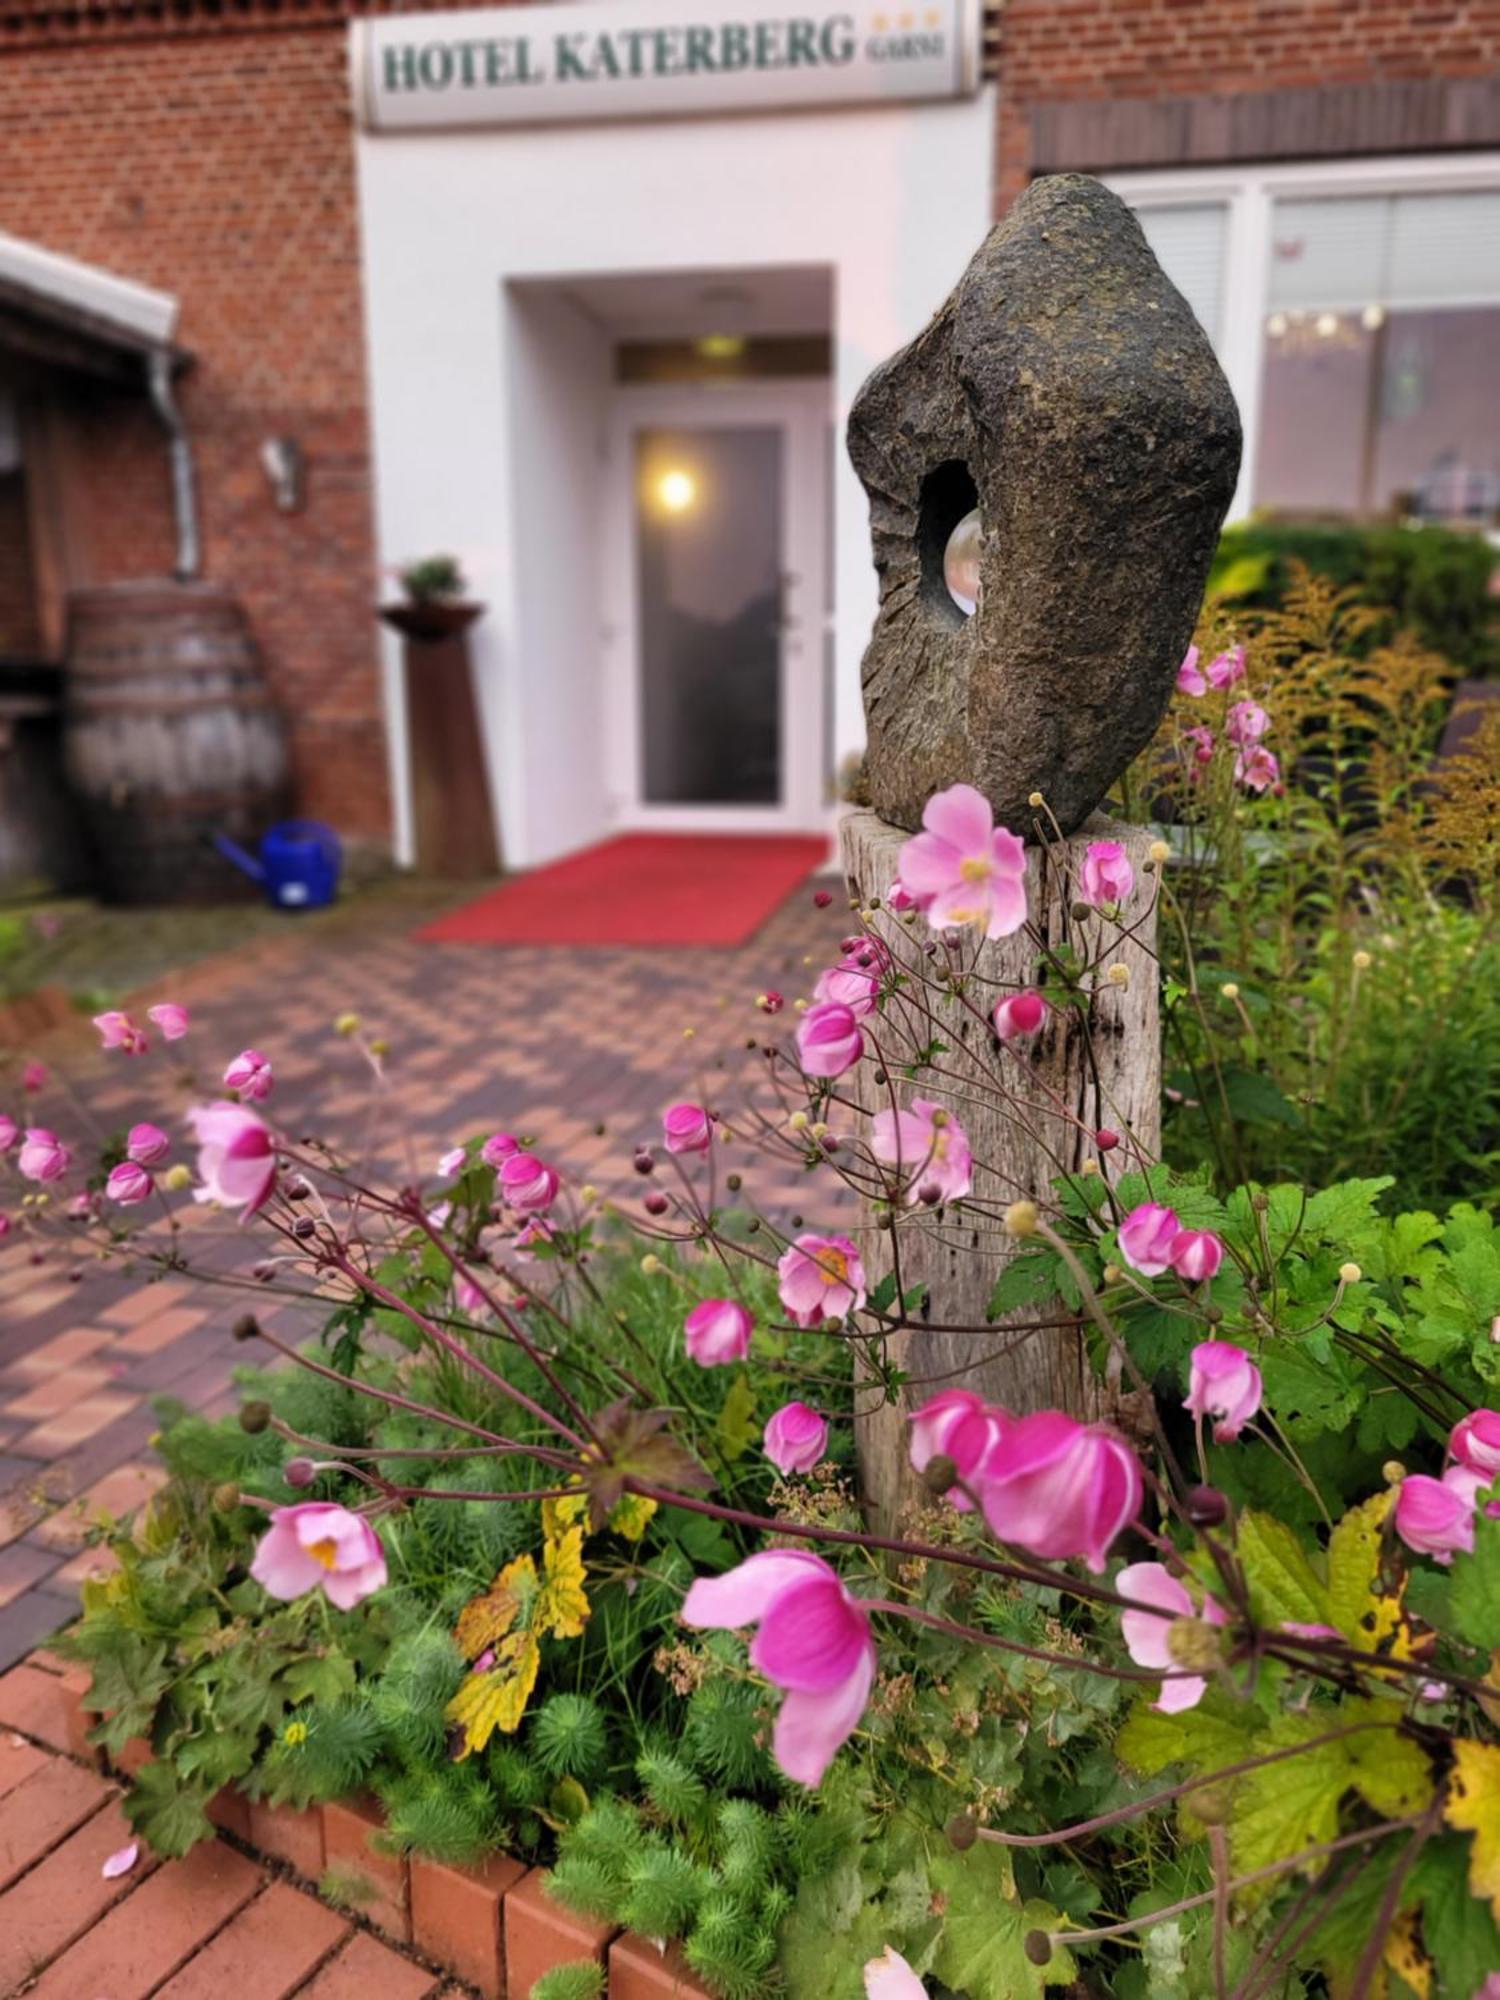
[1229,1711,1352,1895]
[986,1250,1063,1321]
[869,1273,898,1314]
[928,1844,1075,1995]
[1114,1692,1260,1780]
[1341,1701,1434,1820]
[1448,1504,1500,1652]
[1415,1835,1500,1999]
[123,1758,215,1858]
[1237,1510,1331,1627]
[82,1634,172,1752]
[1303,1177,1396,1244]
[281,1649,357,1708]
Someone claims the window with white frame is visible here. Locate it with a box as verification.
[1113,161,1500,528]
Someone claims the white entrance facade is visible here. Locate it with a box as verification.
[354,28,996,869]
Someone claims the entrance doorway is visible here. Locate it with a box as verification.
[606,380,829,833]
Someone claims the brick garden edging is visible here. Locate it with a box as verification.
[3,1646,713,1999]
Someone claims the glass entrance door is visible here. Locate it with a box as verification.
[607,384,828,832]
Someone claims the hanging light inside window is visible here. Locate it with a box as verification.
[656,468,697,514]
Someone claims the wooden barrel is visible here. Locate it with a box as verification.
[63,581,291,904]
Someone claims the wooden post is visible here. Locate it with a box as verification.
[840,807,1161,1528]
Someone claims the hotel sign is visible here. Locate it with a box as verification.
[351,0,983,132]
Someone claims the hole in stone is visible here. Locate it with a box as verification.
[917,460,980,625]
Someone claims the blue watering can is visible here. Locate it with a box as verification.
[214,820,342,910]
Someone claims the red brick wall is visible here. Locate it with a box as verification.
[0,26,391,841]
[995,0,1500,203]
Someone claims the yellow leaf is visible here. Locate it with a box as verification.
[541,1491,588,1542]
[538,1526,590,1640]
[452,1568,523,1662]
[1444,1739,1500,1920]
[444,1631,540,1757]
[607,1493,658,1542]
[1342,1700,1434,1819]
[1327,1492,1414,1662]
[1383,1910,1431,1998]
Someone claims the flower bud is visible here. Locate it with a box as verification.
[1028,791,1045,808]
[1220,982,1240,1001]
[1187,1780,1235,1826]
[213,1482,243,1513]
[334,1012,360,1036]
[945,1811,978,1851]
[1187,1484,1228,1528]
[162,1164,192,1192]
[789,1111,809,1132]
[1102,1262,1122,1284]
[232,1313,261,1343]
[1096,1128,1120,1151]
[1106,963,1130,988]
[633,1150,654,1175]
[1080,1158,1100,1177]
[726,1173,742,1192]
[579,1185,598,1205]
[1024,1931,1053,1968]
[921,1451,959,1495]
[291,1215,317,1241]
[640,1254,663,1276]
[1149,838,1171,864]
[369,1037,390,1057]
[284,1456,317,1488]
[1352,949,1372,970]
[1070,901,1092,923]
[1004,1200,1039,1238]
[239,1400,272,1434]
[644,1192,669,1216]
[1339,1261,1362,1284]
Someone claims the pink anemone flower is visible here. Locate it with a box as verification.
[1117,1202,1182,1277]
[1234,744,1281,793]
[763,1401,828,1475]
[1394,1469,1482,1563]
[126,1122,171,1166]
[896,783,1027,940]
[1185,1340,1262,1441]
[1176,645,1206,697]
[993,988,1048,1040]
[0,1113,16,1152]
[105,1161,153,1206]
[777,1233,867,1327]
[869,1098,972,1206]
[250,1502,387,1610]
[864,1948,926,2000]
[681,1550,875,1785]
[795,1001,864,1080]
[813,962,880,1017]
[1078,840,1134,910]
[480,1131,520,1167]
[187,1102,277,1218]
[908,1389,1009,1512]
[1450,1409,1500,1479]
[1117,1561,1227,1713]
[223,1049,274,1101]
[18,1128,71,1183]
[663,1102,713,1154]
[500,1152,559,1214]
[147,1002,190,1040]
[1206,645,1246,690]
[93,1010,149,1055]
[1171,1228,1225,1284]
[1226,698,1269,746]
[978,1412,1143,1572]
[683,1298,752,1367]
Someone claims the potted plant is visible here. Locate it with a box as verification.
[379,554,483,641]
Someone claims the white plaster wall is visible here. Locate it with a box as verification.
[355,88,997,867]
[507,288,612,863]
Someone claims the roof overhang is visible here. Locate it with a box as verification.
[0,230,188,383]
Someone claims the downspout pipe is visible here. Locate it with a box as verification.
[147,347,201,582]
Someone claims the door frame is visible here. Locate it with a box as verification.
[603,378,830,834]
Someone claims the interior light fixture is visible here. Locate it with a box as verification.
[656,468,697,513]
[696,334,747,361]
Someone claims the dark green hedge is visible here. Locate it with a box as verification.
[1210,520,1498,675]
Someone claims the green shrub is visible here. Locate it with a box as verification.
[1210,517,1498,673]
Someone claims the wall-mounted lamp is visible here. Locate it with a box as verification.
[260,435,306,514]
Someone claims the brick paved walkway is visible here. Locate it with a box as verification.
[1,883,847,1671]
[0,1652,456,1996]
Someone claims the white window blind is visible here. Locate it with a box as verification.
[1269,190,1500,312]
[1133,203,1228,346]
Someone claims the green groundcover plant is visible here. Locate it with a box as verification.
[4,586,1498,1997]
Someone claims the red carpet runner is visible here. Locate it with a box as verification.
[417,832,831,949]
